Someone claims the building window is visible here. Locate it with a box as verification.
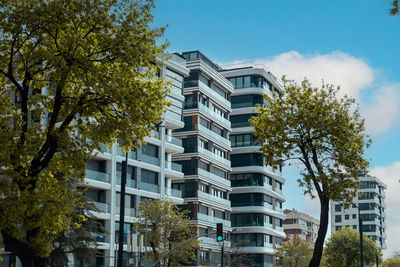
[334,204,341,212]
[352,214,357,219]
[345,214,349,220]
[335,215,342,223]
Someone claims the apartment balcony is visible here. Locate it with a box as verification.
[196,213,231,228]
[165,160,183,172]
[197,146,231,167]
[198,102,231,129]
[116,173,137,188]
[115,206,137,217]
[85,169,110,183]
[166,134,182,146]
[91,201,110,213]
[141,154,160,166]
[140,182,159,193]
[198,80,231,109]
[198,124,231,147]
[117,147,137,160]
[198,168,231,188]
[166,187,183,198]
[197,190,231,207]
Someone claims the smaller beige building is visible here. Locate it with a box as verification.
[283,209,320,248]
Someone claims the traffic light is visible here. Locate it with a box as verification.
[216,223,223,242]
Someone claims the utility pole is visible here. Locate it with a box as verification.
[117,153,128,267]
[357,205,364,267]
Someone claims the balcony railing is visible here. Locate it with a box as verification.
[198,168,230,187]
[165,161,183,172]
[141,154,160,166]
[198,125,231,147]
[91,201,110,213]
[85,169,110,183]
[166,187,183,198]
[115,207,137,217]
[116,174,137,188]
[141,182,159,193]
[197,213,231,227]
[197,190,231,207]
[117,147,137,160]
[197,147,230,167]
[166,135,182,146]
[198,81,230,108]
[198,102,231,128]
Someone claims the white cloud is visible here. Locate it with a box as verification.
[222,51,400,135]
[370,162,400,258]
[223,51,374,99]
[362,84,400,135]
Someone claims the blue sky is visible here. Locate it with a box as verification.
[153,0,400,257]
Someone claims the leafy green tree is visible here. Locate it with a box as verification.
[251,79,370,267]
[390,0,399,16]
[275,237,313,267]
[322,227,382,267]
[382,257,400,267]
[0,0,168,265]
[135,199,199,267]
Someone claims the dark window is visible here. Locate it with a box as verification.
[345,214,349,220]
[230,114,255,128]
[335,204,341,212]
[231,94,264,108]
[231,153,263,167]
[141,169,158,185]
[352,214,357,219]
[335,215,342,223]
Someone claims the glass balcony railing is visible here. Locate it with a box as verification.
[117,147,137,160]
[166,135,183,146]
[141,154,160,166]
[198,125,231,147]
[116,174,136,188]
[91,201,110,213]
[198,102,231,128]
[198,146,230,166]
[166,187,183,198]
[85,169,110,183]
[165,161,183,172]
[197,191,231,207]
[115,207,137,217]
[198,168,230,187]
[198,81,230,108]
[141,182,159,193]
[197,213,231,227]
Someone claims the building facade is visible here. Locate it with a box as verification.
[172,51,234,266]
[220,66,286,267]
[282,209,319,248]
[76,54,190,266]
[330,173,387,249]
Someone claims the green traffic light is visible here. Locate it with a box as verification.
[217,236,223,241]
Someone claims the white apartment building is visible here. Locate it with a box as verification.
[221,66,286,267]
[331,172,387,249]
[76,54,190,266]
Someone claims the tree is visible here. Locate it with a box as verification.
[381,251,400,267]
[322,227,381,267]
[0,0,168,266]
[251,79,370,267]
[135,199,199,267]
[275,237,313,267]
[390,0,399,16]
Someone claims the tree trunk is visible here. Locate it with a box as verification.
[308,195,329,267]
[2,232,50,267]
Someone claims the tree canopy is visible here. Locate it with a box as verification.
[251,78,370,267]
[390,0,399,15]
[0,0,168,265]
[275,237,313,267]
[135,199,199,267]
[322,227,382,267]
